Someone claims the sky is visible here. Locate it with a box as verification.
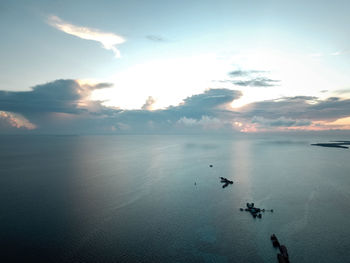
[0,0,350,134]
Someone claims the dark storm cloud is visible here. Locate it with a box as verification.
[0,79,112,114]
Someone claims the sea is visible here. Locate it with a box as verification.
[1,134,350,262]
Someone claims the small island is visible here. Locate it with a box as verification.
[311,141,350,149]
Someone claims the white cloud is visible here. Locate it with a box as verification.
[48,15,125,58]
[141,96,156,110]
[0,111,36,130]
[177,116,225,130]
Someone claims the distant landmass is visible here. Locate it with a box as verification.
[311,141,350,149]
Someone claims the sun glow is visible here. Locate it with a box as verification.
[92,54,229,109]
[91,48,350,111]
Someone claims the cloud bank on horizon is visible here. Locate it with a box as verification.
[1,79,350,134]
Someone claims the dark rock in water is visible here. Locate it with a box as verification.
[209,164,213,167]
[279,245,289,259]
[277,253,289,263]
[271,235,290,262]
[273,240,280,247]
[271,234,280,247]
[270,234,281,246]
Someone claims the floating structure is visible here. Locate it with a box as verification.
[239,203,273,218]
[219,177,233,188]
[270,234,290,263]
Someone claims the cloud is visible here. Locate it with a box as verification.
[226,69,280,87]
[1,80,350,134]
[48,15,125,58]
[309,97,350,120]
[334,89,350,95]
[141,96,156,110]
[179,88,241,110]
[101,88,241,133]
[146,35,166,42]
[240,96,350,122]
[251,116,311,127]
[177,116,225,130]
[231,77,280,87]
[0,79,112,115]
[0,111,36,131]
[228,70,266,77]
[0,81,242,134]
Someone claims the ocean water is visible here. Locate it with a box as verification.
[1,134,350,262]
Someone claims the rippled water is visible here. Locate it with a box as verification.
[1,134,350,262]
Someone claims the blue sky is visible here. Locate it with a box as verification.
[0,0,350,133]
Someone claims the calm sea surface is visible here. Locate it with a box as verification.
[1,134,350,262]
